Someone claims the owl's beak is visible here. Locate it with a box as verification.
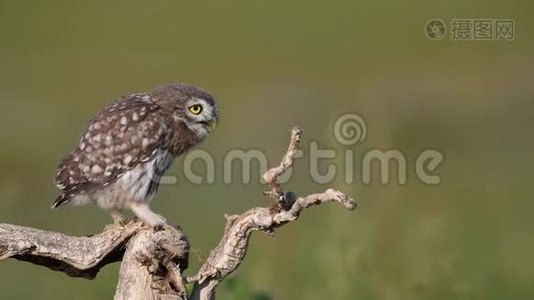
[208,119,217,132]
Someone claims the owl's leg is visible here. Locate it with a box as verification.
[103,210,127,231]
[130,202,167,227]
[111,210,127,225]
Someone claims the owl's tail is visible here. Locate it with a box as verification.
[51,193,70,208]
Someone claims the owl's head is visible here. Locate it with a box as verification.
[152,83,219,139]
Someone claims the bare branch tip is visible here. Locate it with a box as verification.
[291,126,303,134]
[325,188,357,211]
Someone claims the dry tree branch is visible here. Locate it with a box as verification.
[0,221,190,300]
[262,127,303,203]
[0,221,143,278]
[114,224,190,300]
[188,127,356,300]
[0,126,356,300]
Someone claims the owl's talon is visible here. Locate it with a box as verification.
[153,224,166,232]
[145,214,167,228]
[159,223,178,233]
[130,202,167,228]
[118,219,129,226]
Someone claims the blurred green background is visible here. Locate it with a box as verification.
[1,1,533,299]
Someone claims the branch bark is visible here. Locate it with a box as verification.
[0,221,190,299]
[0,126,356,300]
[0,221,143,279]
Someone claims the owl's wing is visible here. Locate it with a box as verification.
[53,93,169,207]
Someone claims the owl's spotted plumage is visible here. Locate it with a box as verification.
[53,83,218,226]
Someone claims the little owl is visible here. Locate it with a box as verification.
[53,83,218,227]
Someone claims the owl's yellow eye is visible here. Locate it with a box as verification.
[188,104,203,115]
